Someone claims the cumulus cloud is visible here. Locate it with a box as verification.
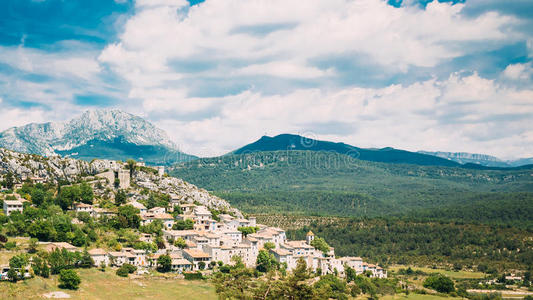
[0,46,101,81]
[503,62,533,80]
[99,0,518,88]
[93,0,533,159]
[0,108,47,132]
[2,0,533,160]
[236,61,335,79]
[144,72,533,159]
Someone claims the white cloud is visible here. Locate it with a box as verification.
[135,0,188,8]
[3,0,531,161]
[0,46,101,80]
[236,60,335,79]
[145,72,533,159]
[99,0,518,88]
[94,0,532,160]
[0,108,47,132]
[503,62,533,80]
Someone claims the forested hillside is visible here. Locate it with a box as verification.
[257,215,533,270]
[170,151,533,226]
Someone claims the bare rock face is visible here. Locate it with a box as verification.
[0,148,95,182]
[0,147,242,216]
[0,109,177,156]
[131,168,243,217]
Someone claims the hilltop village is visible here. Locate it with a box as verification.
[0,147,386,281]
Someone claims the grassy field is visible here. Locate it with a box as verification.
[0,268,217,300]
[378,294,463,300]
[0,237,31,265]
[389,265,486,279]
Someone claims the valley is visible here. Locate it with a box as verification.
[0,112,531,299]
[170,150,533,228]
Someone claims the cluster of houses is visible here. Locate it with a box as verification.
[69,201,387,278]
[1,162,386,279]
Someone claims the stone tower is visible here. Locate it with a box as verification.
[306,231,315,245]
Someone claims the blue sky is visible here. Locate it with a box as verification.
[0,0,532,158]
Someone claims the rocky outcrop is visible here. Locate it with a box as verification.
[0,147,241,216]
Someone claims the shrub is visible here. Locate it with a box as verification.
[5,241,16,250]
[41,263,50,278]
[116,264,137,277]
[423,274,455,293]
[7,269,18,282]
[59,269,81,290]
[184,271,203,280]
[122,263,137,274]
[219,265,231,273]
[116,267,129,277]
[157,255,171,273]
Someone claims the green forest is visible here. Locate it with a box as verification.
[170,151,533,228]
[274,216,533,271]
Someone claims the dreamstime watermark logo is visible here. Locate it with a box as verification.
[299,131,318,149]
[166,132,363,171]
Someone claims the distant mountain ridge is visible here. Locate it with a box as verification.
[418,151,533,168]
[232,134,533,168]
[232,134,461,167]
[0,109,196,165]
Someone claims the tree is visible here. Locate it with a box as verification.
[114,205,140,229]
[31,188,46,207]
[126,159,136,178]
[198,261,206,270]
[477,263,488,273]
[28,238,39,253]
[314,274,349,299]
[56,186,80,210]
[209,261,217,269]
[212,256,255,299]
[453,262,462,271]
[41,263,50,278]
[71,228,87,247]
[59,269,81,290]
[27,220,56,241]
[345,266,357,283]
[238,226,259,237]
[80,250,94,268]
[423,274,455,293]
[157,254,172,273]
[256,250,277,272]
[115,189,127,206]
[31,256,43,276]
[263,241,275,251]
[172,219,194,230]
[4,172,14,190]
[9,254,28,270]
[8,254,28,281]
[116,263,137,277]
[354,275,377,297]
[7,268,18,282]
[174,238,187,249]
[116,267,129,277]
[284,258,314,299]
[48,248,74,274]
[80,182,94,204]
[310,237,330,254]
